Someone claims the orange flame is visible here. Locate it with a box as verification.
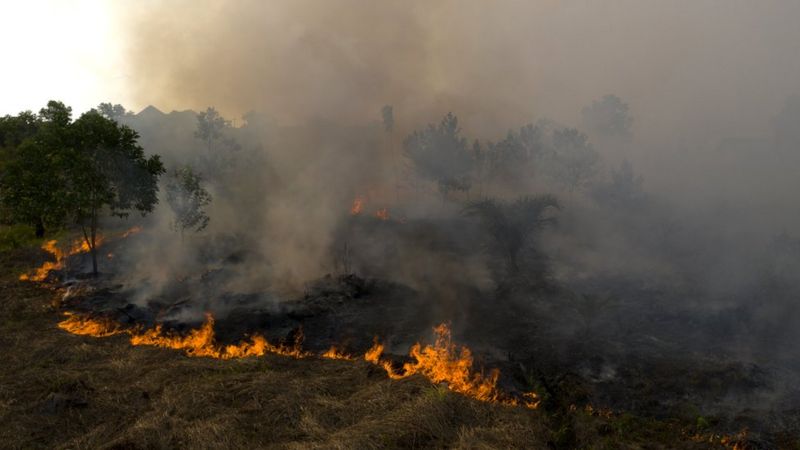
[121,226,142,238]
[19,228,146,282]
[350,196,364,215]
[57,312,537,409]
[364,324,539,408]
[19,236,106,281]
[321,346,353,360]
[57,312,124,337]
[58,312,307,360]
[19,240,65,281]
[375,208,389,220]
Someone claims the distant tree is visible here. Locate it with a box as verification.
[165,165,211,239]
[97,103,131,122]
[581,95,633,139]
[0,102,71,236]
[194,107,240,175]
[548,128,599,193]
[68,110,165,274]
[381,105,394,133]
[403,112,473,200]
[464,195,559,285]
[592,160,646,208]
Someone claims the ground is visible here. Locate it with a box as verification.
[0,240,738,449]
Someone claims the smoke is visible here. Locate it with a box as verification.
[118,1,800,140]
[47,2,800,436]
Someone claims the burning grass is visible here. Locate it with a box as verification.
[56,311,536,408]
[0,242,740,448]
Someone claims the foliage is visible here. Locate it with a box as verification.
[194,107,240,176]
[165,165,212,237]
[403,112,473,199]
[0,102,73,236]
[581,94,633,138]
[68,109,165,273]
[591,160,646,208]
[464,194,559,284]
[97,103,131,122]
[547,128,599,192]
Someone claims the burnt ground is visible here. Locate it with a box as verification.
[0,235,791,448]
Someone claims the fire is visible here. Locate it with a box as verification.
[321,346,353,360]
[364,324,539,408]
[19,236,105,281]
[375,208,389,220]
[58,312,307,360]
[57,312,536,409]
[57,312,124,337]
[121,226,142,238]
[129,315,273,359]
[19,240,64,281]
[20,227,145,282]
[350,196,364,215]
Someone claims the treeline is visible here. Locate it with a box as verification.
[0,101,164,273]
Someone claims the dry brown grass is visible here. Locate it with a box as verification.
[0,247,715,449]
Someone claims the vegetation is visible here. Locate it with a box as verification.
[0,101,165,274]
[464,195,560,286]
[582,94,633,139]
[403,112,473,200]
[165,165,212,238]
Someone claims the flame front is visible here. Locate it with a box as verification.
[19,235,106,281]
[364,324,539,408]
[57,312,124,337]
[321,346,353,360]
[19,240,65,281]
[58,312,306,360]
[58,313,536,408]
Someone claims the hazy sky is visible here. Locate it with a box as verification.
[3,1,800,143]
[0,0,129,116]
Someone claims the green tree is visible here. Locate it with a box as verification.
[68,110,165,274]
[0,102,71,236]
[97,102,131,122]
[165,165,211,239]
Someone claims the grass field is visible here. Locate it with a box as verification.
[0,242,730,449]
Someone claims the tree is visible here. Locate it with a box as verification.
[165,165,211,239]
[403,112,473,200]
[547,128,599,193]
[0,102,71,236]
[591,160,646,208]
[97,103,131,122]
[68,110,165,275]
[581,94,633,139]
[464,195,559,285]
[194,107,240,175]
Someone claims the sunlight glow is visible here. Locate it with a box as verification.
[0,0,128,116]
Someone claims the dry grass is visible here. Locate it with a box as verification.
[0,246,715,449]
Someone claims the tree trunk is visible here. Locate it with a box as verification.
[34,217,45,238]
[90,210,98,276]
